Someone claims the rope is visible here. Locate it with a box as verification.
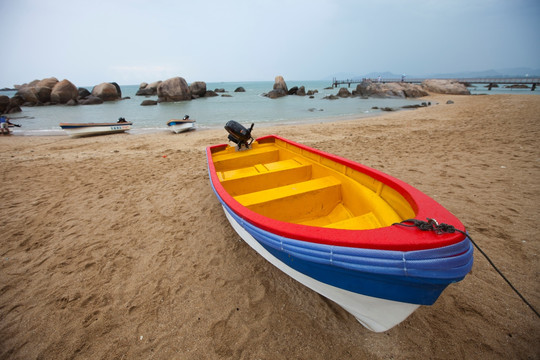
[393,219,540,319]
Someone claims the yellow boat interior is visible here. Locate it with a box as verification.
[210,137,416,230]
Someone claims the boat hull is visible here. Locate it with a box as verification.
[206,135,473,331]
[221,200,421,332]
[59,122,132,137]
[167,120,195,133]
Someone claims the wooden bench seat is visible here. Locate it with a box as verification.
[220,158,312,196]
[233,176,342,222]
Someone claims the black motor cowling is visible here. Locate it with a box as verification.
[225,120,254,149]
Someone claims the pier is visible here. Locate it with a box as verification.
[331,77,539,91]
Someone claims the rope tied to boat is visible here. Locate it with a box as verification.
[392,218,540,319]
[392,218,462,235]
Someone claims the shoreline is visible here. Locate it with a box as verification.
[1,94,539,359]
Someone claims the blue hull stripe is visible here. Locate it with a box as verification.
[209,174,474,305]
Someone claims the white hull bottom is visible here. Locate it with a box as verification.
[223,205,419,332]
[169,123,195,133]
[63,126,130,138]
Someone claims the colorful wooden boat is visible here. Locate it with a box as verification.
[167,117,195,133]
[59,121,132,137]
[207,129,473,332]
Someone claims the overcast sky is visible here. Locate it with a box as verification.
[0,0,539,87]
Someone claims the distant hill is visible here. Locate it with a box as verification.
[325,67,540,80]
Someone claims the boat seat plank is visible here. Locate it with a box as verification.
[323,212,382,230]
[212,147,279,172]
[221,159,312,196]
[234,176,342,222]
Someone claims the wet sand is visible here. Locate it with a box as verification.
[1,94,539,359]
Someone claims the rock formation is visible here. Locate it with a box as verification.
[189,81,207,98]
[352,80,428,98]
[265,76,288,98]
[78,96,103,105]
[157,77,191,102]
[136,81,162,96]
[421,79,471,95]
[337,87,351,97]
[50,79,78,103]
[91,82,121,101]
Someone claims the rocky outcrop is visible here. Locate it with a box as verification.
[78,95,103,105]
[157,77,191,102]
[0,95,11,113]
[136,81,161,96]
[50,79,78,103]
[205,90,219,97]
[35,77,59,103]
[234,87,245,92]
[265,75,288,98]
[353,80,429,98]
[288,86,299,95]
[91,82,121,101]
[421,79,470,95]
[189,81,207,98]
[15,86,40,104]
[140,100,157,106]
[337,87,351,97]
[78,87,91,98]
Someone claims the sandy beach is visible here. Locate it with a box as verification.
[1,94,539,359]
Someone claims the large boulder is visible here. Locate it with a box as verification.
[36,77,59,89]
[79,95,104,105]
[78,87,91,99]
[157,77,191,102]
[136,81,161,96]
[92,82,121,101]
[35,77,59,103]
[189,81,207,98]
[50,79,78,103]
[265,76,289,99]
[353,80,428,98]
[0,95,10,113]
[110,82,122,98]
[265,88,287,99]
[15,86,39,104]
[273,75,288,93]
[0,95,22,114]
[337,87,351,97]
[421,79,470,95]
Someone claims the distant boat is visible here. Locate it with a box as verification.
[59,121,132,137]
[167,115,195,133]
[206,121,473,332]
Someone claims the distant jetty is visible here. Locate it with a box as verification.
[332,77,539,91]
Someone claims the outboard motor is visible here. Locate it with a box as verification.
[225,120,254,150]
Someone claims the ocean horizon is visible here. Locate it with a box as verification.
[2,80,536,136]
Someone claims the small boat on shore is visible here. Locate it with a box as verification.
[206,121,473,332]
[167,115,195,133]
[59,120,132,138]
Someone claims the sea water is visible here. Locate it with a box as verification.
[2,80,535,136]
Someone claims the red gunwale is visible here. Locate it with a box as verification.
[207,135,466,251]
